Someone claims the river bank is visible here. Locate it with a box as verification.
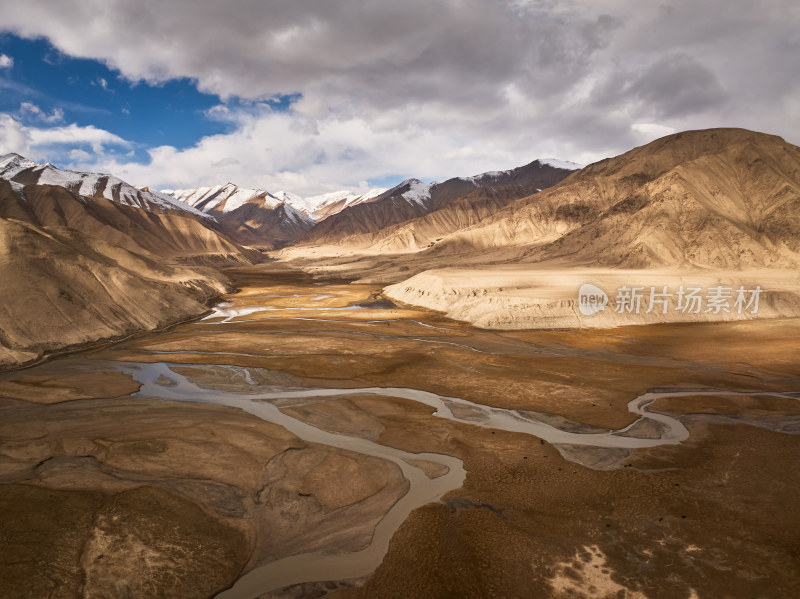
[1,262,799,598]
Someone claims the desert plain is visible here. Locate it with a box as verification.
[0,262,798,598]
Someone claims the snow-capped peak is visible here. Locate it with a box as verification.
[165,184,283,213]
[401,179,432,206]
[0,152,39,176]
[538,158,584,170]
[382,178,432,207]
[353,187,387,204]
[299,187,389,220]
[272,190,319,214]
[460,168,512,183]
[304,190,360,208]
[0,154,211,218]
[273,190,304,203]
[457,158,582,185]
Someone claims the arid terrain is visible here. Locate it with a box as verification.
[1,0,798,589]
[1,128,799,598]
[2,263,799,598]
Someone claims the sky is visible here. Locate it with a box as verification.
[0,0,798,197]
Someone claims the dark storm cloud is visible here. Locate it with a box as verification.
[1,0,798,189]
[630,54,726,119]
[592,53,727,120]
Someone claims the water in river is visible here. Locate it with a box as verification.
[4,268,799,597]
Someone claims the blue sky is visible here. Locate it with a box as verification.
[0,31,412,194]
[0,1,797,196]
[0,34,237,162]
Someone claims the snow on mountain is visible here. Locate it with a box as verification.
[165,185,227,210]
[8,180,25,196]
[304,190,360,209]
[382,178,432,207]
[304,180,426,216]
[283,187,386,220]
[166,184,338,222]
[460,169,511,183]
[167,183,281,213]
[0,153,211,219]
[400,179,433,206]
[272,190,314,213]
[353,187,388,205]
[538,158,584,170]
[164,182,316,232]
[0,153,37,173]
[221,185,275,212]
[459,159,582,184]
[280,202,315,226]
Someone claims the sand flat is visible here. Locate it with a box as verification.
[385,265,800,329]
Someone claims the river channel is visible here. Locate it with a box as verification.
[3,265,800,598]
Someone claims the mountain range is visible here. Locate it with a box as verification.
[379,129,800,328]
[164,183,316,250]
[434,128,800,269]
[290,158,579,251]
[0,153,258,368]
[162,183,391,250]
[2,127,799,366]
[160,158,580,252]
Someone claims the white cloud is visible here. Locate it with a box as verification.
[0,54,12,69]
[68,148,92,162]
[84,90,620,193]
[19,102,65,124]
[0,114,32,155]
[92,104,570,195]
[0,113,130,161]
[631,123,677,141]
[0,1,798,193]
[29,123,129,154]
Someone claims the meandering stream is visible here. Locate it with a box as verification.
[8,284,799,598]
[105,357,799,598]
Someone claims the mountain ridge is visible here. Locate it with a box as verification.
[377,128,800,329]
[1,153,211,220]
[288,158,579,252]
[0,160,259,370]
[430,128,800,269]
[165,183,388,222]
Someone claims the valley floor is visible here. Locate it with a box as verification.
[1,262,799,598]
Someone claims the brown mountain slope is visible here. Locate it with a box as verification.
[292,159,575,250]
[0,180,256,369]
[4,185,258,266]
[295,180,432,246]
[310,196,351,221]
[432,128,800,270]
[214,200,316,250]
[367,184,543,253]
[166,183,316,249]
[0,153,207,218]
[381,129,800,329]
[0,215,228,369]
